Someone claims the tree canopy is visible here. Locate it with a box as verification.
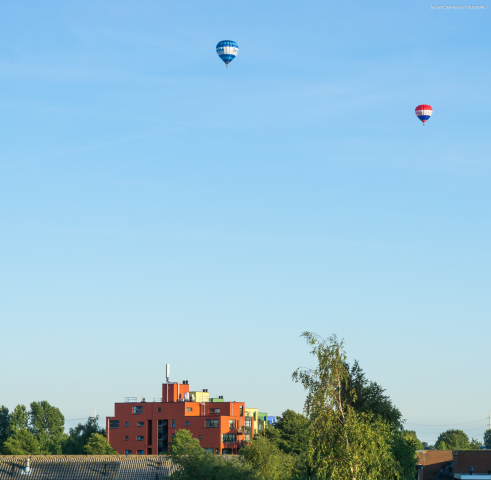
[82,433,117,455]
[293,332,401,480]
[29,401,66,454]
[269,410,310,458]
[0,406,10,453]
[240,436,295,480]
[435,430,471,450]
[169,429,256,480]
[63,416,106,454]
[484,429,491,449]
[3,428,41,455]
[0,401,67,455]
[343,360,403,430]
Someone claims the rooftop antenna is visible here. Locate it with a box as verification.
[166,364,170,403]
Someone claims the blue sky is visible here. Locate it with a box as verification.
[0,0,489,444]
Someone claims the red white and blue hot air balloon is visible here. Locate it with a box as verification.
[415,104,433,125]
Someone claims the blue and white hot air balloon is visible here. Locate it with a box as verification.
[216,40,239,67]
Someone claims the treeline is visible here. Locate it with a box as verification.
[423,429,490,450]
[0,402,115,455]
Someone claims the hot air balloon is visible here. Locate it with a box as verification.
[216,40,239,67]
[415,104,433,125]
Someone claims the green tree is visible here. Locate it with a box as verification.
[484,430,491,449]
[3,428,41,455]
[82,433,117,455]
[29,400,67,454]
[10,405,29,432]
[169,429,202,456]
[264,410,310,479]
[0,406,10,453]
[435,430,470,450]
[271,410,310,457]
[293,332,400,480]
[344,361,403,430]
[391,431,420,480]
[404,431,424,451]
[63,416,106,454]
[469,437,481,449]
[169,429,256,480]
[241,436,295,480]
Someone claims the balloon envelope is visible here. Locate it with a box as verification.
[216,40,239,65]
[415,104,433,124]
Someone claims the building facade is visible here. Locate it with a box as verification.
[106,381,253,455]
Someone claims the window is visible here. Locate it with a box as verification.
[158,408,161,412]
[125,422,129,427]
[172,434,175,439]
[206,419,219,428]
[137,422,144,427]
[199,436,202,441]
[229,420,236,429]
[205,448,213,452]
[125,436,129,441]
[253,412,256,420]
[240,406,243,417]
[244,434,251,442]
[133,406,143,414]
[245,417,252,428]
[125,450,132,455]
[172,420,175,428]
[209,408,220,414]
[222,434,236,443]
[186,407,192,412]
[186,421,189,426]
[137,450,144,455]
[137,436,144,441]
[109,420,119,429]
[222,448,232,455]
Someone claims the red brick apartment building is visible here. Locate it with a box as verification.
[106,380,253,455]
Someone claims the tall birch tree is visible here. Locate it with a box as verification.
[293,332,399,480]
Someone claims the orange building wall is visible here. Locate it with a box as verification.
[106,382,250,455]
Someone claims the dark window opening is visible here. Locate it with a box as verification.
[109,420,119,429]
[206,419,219,428]
[137,436,144,441]
[137,422,144,427]
[133,406,143,414]
[222,433,236,443]
[229,420,236,429]
[157,420,168,454]
[147,420,152,446]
